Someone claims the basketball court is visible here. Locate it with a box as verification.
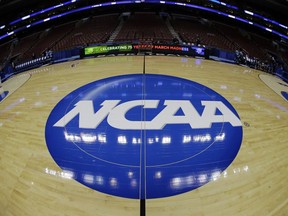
[0,55,287,216]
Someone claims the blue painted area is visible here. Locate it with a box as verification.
[0,91,9,102]
[45,74,243,199]
[281,91,288,101]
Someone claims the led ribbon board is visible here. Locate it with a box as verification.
[84,44,133,55]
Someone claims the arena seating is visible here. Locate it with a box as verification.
[24,22,76,60]
[1,12,286,76]
[11,33,40,61]
[171,17,235,51]
[52,15,119,51]
[114,13,174,43]
[250,33,278,55]
[0,42,11,66]
[213,22,268,60]
[281,51,288,68]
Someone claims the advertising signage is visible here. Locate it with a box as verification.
[83,44,206,58]
[84,44,133,55]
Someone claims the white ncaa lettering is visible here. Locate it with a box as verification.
[53,100,120,128]
[107,100,159,129]
[146,100,202,129]
[200,101,242,127]
[53,100,242,129]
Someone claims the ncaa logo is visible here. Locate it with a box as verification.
[45,74,243,199]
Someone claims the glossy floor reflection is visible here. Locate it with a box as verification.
[0,56,287,216]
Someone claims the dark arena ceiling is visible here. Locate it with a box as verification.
[0,0,287,23]
[0,0,287,44]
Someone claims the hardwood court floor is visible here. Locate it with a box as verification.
[0,56,287,216]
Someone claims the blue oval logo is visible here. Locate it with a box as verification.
[45,74,243,199]
[281,91,288,101]
[0,91,9,102]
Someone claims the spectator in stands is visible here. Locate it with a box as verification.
[172,38,179,44]
[196,35,201,46]
[45,49,53,59]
